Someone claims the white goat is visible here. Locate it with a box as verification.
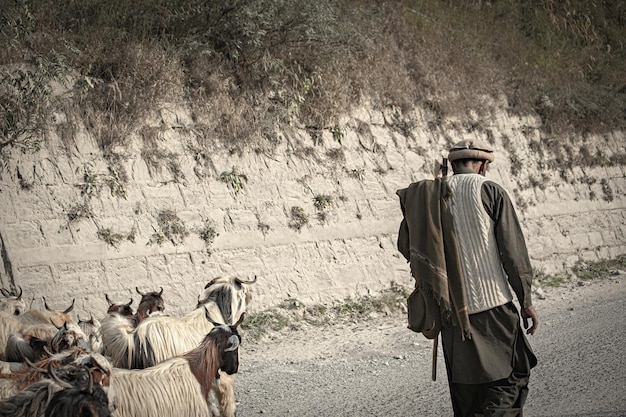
[100,275,255,417]
[0,287,26,316]
[0,298,76,360]
[109,317,242,417]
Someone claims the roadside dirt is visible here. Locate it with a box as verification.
[234,273,626,417]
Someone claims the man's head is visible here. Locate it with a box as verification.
[448,139,494,175]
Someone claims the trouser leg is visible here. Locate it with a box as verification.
[483,328,532,417]
[448,382,483,417]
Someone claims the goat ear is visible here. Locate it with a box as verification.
[224,334,240,352]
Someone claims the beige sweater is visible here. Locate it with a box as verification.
[448,174,513,314]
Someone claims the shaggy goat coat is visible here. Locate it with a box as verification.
[100,277,251,417]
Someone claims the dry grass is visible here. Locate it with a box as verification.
[0,0,624,170]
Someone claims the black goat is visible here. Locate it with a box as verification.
[44,365,111,417]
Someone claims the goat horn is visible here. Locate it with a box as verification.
[136,287,145,296]
[224,334,240,352]
[63,299,75,314]
[24,358,47,373]
[126,298,133,306]
[43,296,53,311]
[235,275,258,285]
[105,294,113,306]
[48,362,73,389]
[0,288,9,297]
[158,287,163,296]
[16,286,23,301]
[43,345,54,357]
[43,345,53,357]
[232,312,246,330]
[204,277,220,289]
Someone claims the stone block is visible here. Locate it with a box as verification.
[10,191,54,221]
[3,222,45,249]
[103,257,149,289]
[164,253,198,282]
[41,219,74,246]
[569,233,591,250]
[587,231,604,248]
[145,254,171,282]
[14,264,54,293]
[369,199,402,219]
[52,260,105,288]
[259,244,298,271]
[141,183,185,212]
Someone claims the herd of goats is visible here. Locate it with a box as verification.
[0,275,258,417]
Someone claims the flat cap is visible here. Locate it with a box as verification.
[448,139,495,162]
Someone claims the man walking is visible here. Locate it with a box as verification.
[397,139,538,417]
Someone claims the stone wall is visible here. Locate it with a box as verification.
[1,104,624,317]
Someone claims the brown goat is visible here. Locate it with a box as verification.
[134,287,165,325]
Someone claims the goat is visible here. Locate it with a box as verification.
[6,321,89,363]
[1,317,86,363]
[0,354,113,417]
[44,364,111,417]
[0,350,113,401]
[0,314,54,361]
[100,275,255,417]
[78,315,103,354]
[0,297,76,361]
[104,296,134,318]
[0,378,61,417]
[4,334,49,363]
[109,313,242,417]
[133,287,165,326]
[0,287,26,316]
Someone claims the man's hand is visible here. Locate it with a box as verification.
[521,305,539,335]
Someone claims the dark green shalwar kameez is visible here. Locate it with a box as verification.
[442,169,537,417]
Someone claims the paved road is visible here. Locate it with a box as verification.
[235,276,626,417]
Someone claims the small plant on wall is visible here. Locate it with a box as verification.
[96,227,126,249]
[66,202,93,223]
[75,163,127,199]
[288,206,309,231]
[150,209,189,246]
[198,219,219,248]
[330,125,345,145]
[219,166,248,193]
[313,194,333,223]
